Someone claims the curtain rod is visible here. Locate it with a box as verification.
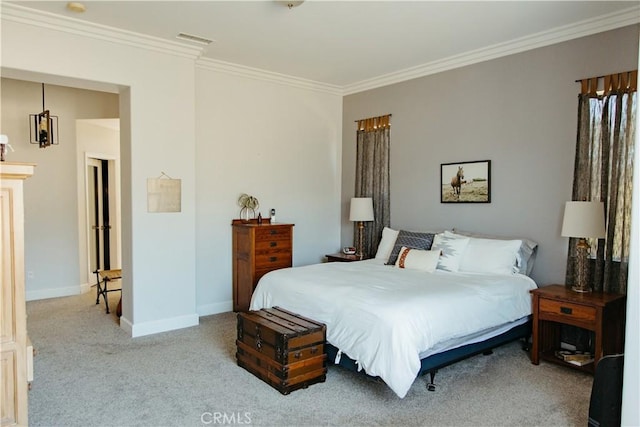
[354,114,392,123]
[574,70,637,83]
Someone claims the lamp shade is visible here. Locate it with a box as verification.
[561,201,606,238]
[349,197,374,222]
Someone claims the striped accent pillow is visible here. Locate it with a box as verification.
[386,230,435,265]
[394,247,440,272]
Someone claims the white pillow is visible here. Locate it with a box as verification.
[375,227,399,260]
[394,247,440,272]
[451,228,538,276]
[446,231,521,275]
[430,233,470,272]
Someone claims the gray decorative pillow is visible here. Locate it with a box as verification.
[386,230,435,265]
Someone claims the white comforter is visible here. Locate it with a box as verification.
[250,258,537,398]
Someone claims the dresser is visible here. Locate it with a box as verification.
[232,220,294,312]
[1,162,35,426]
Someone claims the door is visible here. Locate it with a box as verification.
[87,158,111,279]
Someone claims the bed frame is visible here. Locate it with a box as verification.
[325,319,531,392]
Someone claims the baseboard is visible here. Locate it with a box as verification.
[80,282,93,294]
[197,300,233,317]
[26,285,83,301]
[125,313,200,338]
[119,316,133,335]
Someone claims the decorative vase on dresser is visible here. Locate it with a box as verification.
[1,162,35,426]
[231,219,293,312]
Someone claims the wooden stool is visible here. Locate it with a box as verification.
[94,269,122,314]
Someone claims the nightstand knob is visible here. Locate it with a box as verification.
[560,306,572,315]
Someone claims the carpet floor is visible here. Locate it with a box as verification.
[26,291,593,426]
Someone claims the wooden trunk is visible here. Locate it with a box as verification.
[236,307,327,395]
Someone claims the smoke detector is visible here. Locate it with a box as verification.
[278,1,304,9]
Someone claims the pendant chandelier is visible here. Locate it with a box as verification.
[29,83,59,148]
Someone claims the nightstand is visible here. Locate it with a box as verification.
[325,253,369,262]
[530,284,626,373]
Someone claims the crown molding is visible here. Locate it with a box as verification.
[343,5,640,95]
[2,3,341,95]
[1,3,203,60]
[196,58,343,96]
[3,2,638,97]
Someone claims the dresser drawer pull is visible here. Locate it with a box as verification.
[270,229,278,235]
[270,241,277,247]
[294,351,302,359]
[269,256,277,262]
[560,306,573,315]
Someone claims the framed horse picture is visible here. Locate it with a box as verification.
[440,160,491,203]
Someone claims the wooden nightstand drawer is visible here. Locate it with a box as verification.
[539,299,596,323]
[325,253,369,262]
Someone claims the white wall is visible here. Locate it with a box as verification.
[1,4,343,334]
[620,29,640,427]
[2,7,199,336]
[194,65,343,315]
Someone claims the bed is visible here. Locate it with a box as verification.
[249,228,538,398]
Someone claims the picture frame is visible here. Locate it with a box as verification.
[440,160,491,203]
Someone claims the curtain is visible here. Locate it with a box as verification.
[354,115,391,257]
[567,71,637,294]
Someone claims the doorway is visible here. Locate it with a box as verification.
[79,119,121,292]
[87,158,112,275]
[84,153,120,288]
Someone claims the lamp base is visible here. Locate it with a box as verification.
[355,221,365,259]
[572,238,592,293]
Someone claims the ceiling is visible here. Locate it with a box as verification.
[5,1,640,92]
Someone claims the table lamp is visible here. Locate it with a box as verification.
[349,197,374,259]
[561,201,606,293]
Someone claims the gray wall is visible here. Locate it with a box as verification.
[1,78,119,298]
[342,25,639,286]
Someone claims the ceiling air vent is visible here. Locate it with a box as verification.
[176,33,214,45]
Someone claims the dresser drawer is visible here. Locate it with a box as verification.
[255,227,292,242]
[539,299,596,324]
[255,238,292,252]
[255,251,292,270]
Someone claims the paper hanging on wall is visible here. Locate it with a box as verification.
[147,176,181,213]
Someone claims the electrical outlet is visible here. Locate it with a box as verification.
[27,271,34,279]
